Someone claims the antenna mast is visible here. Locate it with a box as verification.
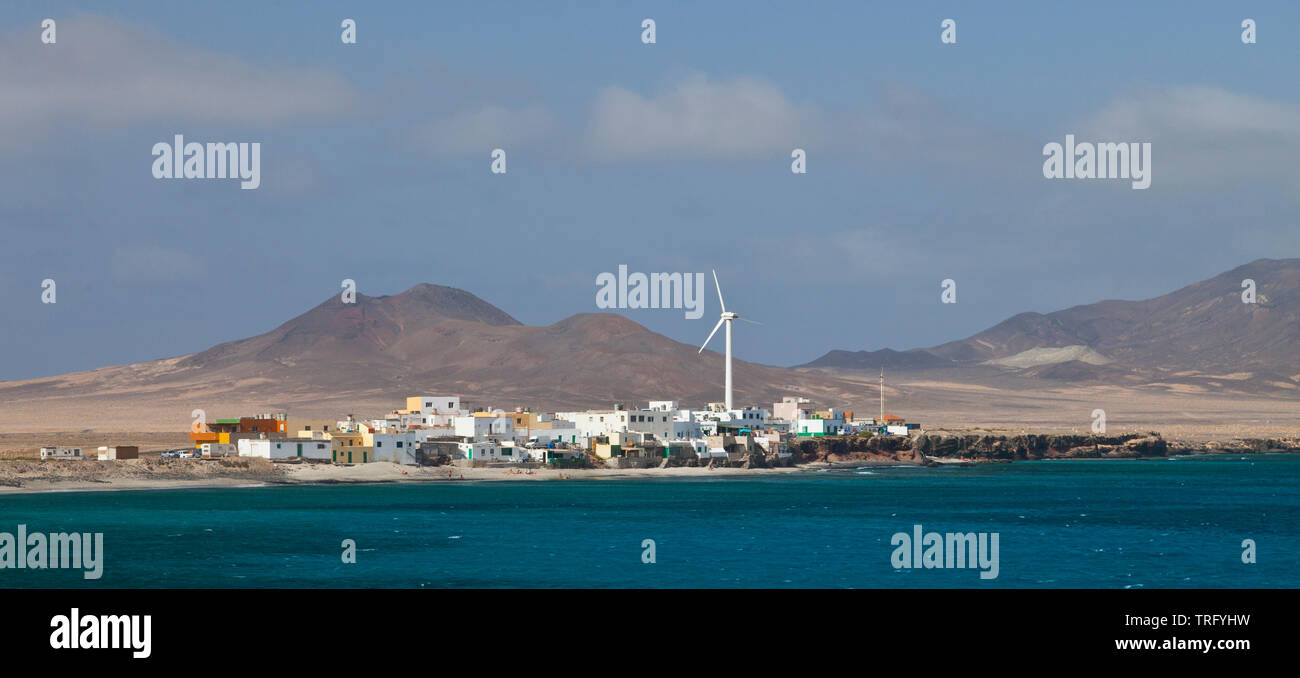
[879,365,884,424]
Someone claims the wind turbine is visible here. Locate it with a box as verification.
[698,270,759,411]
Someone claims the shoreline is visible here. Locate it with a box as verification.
[0,458,918,495]
[1,451,1293,495]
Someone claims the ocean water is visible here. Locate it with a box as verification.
[1,455,1296,588]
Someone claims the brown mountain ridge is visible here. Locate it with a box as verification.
[800,258,1300,392]
[0,284,863,427]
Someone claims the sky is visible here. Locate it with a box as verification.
[1,1,1298,380]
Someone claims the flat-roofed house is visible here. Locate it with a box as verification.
[238,437,331,460]
[40,447,83,460]
[96,446,139,460]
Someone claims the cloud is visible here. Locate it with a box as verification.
[0,14,357,148]
[584,75,1017,173]
[417,105,554,155]
[1078,86,1300,188]
[588,74,822,157]
[109,246,205,283]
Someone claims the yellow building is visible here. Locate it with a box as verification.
[322,431,370,464]
[325,431,362,446]
[284,420,337,436]
[331,445,373,464]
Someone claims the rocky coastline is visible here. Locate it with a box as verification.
[784,432,1300,466]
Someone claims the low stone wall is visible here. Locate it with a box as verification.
[603,456,663,469]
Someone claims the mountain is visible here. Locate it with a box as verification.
[0,283,865,428]
[801,258,1300,391]
[799,348,954,372]
[181,284,522,372]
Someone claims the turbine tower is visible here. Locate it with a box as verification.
[698,270,758,411]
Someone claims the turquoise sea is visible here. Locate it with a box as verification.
[1,455,1296,588]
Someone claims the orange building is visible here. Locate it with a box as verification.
[239,416,286,434]
[190,415,286,447]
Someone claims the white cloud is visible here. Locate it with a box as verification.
[588,74,822,157]
[0,14,357,147]
[109,246,205,283]
[417,105,554,155]
[1079,86,1300,187]
[583,75,1017,171]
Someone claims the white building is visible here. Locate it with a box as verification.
[410,395,463,415]
[670,419,702,440]
[368,431,424,465]
[727,407,769,429]
[238,438,332,460]
[522,426,580,447]
[795,417,848,437]
[554,407,688,444]
[40,447,83,460]
[456,441,523,462]
[625,409,678,442]
[453,415,514,441]
[554,410,631,440]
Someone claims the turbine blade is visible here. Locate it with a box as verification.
[699,317,725,353]
[739,317,762,325]
[712,269,726,313]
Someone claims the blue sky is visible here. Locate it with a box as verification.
[2,1,1298,379]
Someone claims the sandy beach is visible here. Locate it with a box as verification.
[0,458,835,495]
